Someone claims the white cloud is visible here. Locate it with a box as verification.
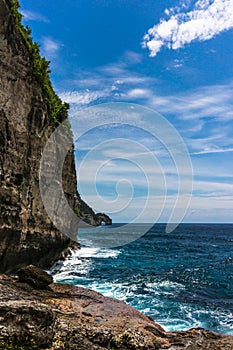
[193,179,233,193]
[61,73,233,157]
[124,50,143,64]
[79,191,233,223]
[127,88,151,99]
[59,90,108,105]
[22,10,49,22]
[59,59,155,107]
[63,82,233,222]
[41,37,61,59]
[61,79,233,157]
[108,80,233,156]
[143,0,233,56]
[70,52,155,91]
[149,82,233,123]
[192,147,233,155]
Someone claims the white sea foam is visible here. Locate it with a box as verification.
[52,246,120,283]
[159,305,233,334]
[78,247,120,258]
[86,280,134,301]
[145,280,185,293]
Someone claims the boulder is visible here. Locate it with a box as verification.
[17,264,53,289]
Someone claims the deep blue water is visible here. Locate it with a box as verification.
[51,223,233,335]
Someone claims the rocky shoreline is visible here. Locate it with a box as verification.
[1,2,233,349]
[0,265,232,350]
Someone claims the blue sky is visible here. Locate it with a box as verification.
[21,0,233,223]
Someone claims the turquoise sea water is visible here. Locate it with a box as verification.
[51,223,233,335]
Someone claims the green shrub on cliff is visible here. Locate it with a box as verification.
[9,0,22,25]
[73,205,81,217]
[9,0,69,125]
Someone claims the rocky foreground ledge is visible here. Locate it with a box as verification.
[0,266,232,350]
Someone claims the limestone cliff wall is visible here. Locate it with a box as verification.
[0,0,75,272]
[0,0,110,273]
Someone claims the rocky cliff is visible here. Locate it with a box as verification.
[0,2,233,350]
[0,0,111,273]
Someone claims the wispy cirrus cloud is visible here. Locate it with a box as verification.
[58,48,233,157]
[59,56,155,107]
[120,80,233,155]
[60,74,233,155]
[60,90,109,105]
[21,10,49,23]
[122,81,233,123]
[192,147,233,155]
[40,37,62,61]
[143,0,233,56]
[186,133,233,155]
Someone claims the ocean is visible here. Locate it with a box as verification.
[51,223,233,335]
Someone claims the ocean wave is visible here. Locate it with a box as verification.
[51,223,233,335]
[78,247,120,258]
[51,247,121,283]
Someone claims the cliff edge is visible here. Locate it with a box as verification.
[0,0,111,273]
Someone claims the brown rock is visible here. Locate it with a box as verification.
[17,264,53,289]
[0,273,232,349]
[0,299,54,347]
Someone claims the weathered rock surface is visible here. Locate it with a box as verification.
[75,197,112,227]
[0,299,54,347]
[0,0,111,274]
[17,264,53,289]
[95,213,112,226]
[0,0,75,273]
[0,270,232,349]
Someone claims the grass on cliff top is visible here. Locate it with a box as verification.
[9,0,69,125]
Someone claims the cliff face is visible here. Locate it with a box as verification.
[0,0,110,273]
[0,0,75,273]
